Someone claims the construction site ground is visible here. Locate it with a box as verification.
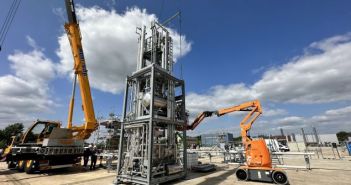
[1,148,350,185]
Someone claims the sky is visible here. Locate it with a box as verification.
[0,0,351,138]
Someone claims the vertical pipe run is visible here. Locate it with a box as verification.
[164,32,168,71]
[151,22,157,65]
[181,81,187,176]
[138,26,146,70]
[147,66,155,183]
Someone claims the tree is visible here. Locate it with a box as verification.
[0,123,24,149]
[233,136,242,142]
[196,136,201,146]
[336,131,350,142]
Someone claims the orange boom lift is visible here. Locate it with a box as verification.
[187,100,289,184]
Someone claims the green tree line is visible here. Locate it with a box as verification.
[0,123,24,149]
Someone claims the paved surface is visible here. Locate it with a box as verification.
[1,149,351,185]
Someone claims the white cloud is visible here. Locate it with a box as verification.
[185,33,351,134]
[57,7,192,94]
[254,106,351,134]
[0,37,56,127]
[186,33,351,117]
[253,33,351,103]
[264,108,287,117]
[191,105,351,136]
[186,83,257,114]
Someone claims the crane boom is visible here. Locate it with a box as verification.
[64,0,97,139]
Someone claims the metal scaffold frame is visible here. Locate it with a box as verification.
[115,20,187,185]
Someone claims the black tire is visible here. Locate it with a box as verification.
[25,160,35,174]
[272,170,289,185]
[7,161,16,169]
[235,168,248,181]
[17,160,25,172]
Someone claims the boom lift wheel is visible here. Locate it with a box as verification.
[272,170,289,185]
[17,160,25,172]
[235,168,248,181]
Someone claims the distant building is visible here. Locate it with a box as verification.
[187,136,198,147]
[201,132,233,147]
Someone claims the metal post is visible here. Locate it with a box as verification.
[280,128,285,137]
[116,78,129,177]
[181,80,187,177]
[301,128,307,151]
[304,154,311,170]
[147,66,155,184]
[313,127,320,145]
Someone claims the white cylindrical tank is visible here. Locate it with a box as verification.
[142,92,167,108]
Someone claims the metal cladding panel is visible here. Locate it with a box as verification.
[201,132,233,146]
[43,138,84,147]
[48,128,73,139]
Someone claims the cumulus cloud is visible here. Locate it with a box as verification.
[191,104,351,136]
[253,33,351,103]
[251,105,351,135]
[0,37,56,127]
[186,83,257,114]
[264,108,287,117]
[57,6,192,94]
[186,33,351,117]
[185,33,351,134]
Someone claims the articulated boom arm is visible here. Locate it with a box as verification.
[217,100,262,147]
[65,0,97,139]
[187,100,262,147]
[187,111,215,130]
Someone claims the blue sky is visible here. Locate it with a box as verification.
[1,0,351,137]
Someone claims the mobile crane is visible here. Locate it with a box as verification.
[187,100,289,185]
[2,0,98,173]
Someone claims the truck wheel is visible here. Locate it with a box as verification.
[25,160,35,174]
[17,160,25,172]
[272,170,289,185]
[7,161,16,169]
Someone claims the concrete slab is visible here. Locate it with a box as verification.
[1,155,351,185]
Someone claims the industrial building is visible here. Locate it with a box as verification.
[201,132,233,147]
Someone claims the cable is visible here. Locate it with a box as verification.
[1,0,21,44]
[0,0,21,47]
[158,0,165,21]
[0,0,17,41]
[0,0,22,51]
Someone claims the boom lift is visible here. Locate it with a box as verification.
[2,0,98,173]
[187,100,289,185]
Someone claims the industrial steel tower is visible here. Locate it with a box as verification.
[115,21,187,185]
